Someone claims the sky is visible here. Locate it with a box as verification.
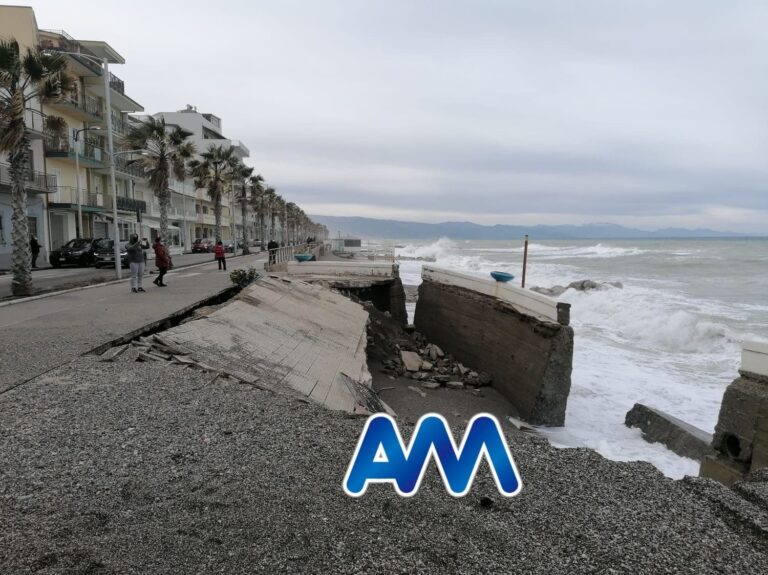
[22,0,768,232]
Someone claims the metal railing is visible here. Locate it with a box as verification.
[49,92,103,119]
[0,162,57,192]
[113,155,145,178]
[111,112,128,136]
[39,32,104,75]
[23,108,47,134]
[109,72,125,95]
[268,243,317,266]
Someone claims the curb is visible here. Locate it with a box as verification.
[0,253,265,309]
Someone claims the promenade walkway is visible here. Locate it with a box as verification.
[0,252,267,394]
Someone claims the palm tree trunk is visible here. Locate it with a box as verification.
[259,211,265,251]
[213,187,222,242]
[240,198,249,254]
[158,183,170,243]
[9,141,32,296]
[270,212,276,243]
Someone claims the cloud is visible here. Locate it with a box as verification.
[27,0,768,233]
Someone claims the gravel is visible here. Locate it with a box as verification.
[1,349,767,574]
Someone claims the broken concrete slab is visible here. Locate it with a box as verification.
[158,276,382,413]
[400,351,422,372]
[420,381,440,390]
[625,403,713,461]
[447,381,464,389]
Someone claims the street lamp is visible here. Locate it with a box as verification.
[73,126,101,238]
[43,49,121,278]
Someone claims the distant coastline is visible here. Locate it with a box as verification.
[311,215,761,241]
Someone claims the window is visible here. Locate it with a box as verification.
[0,213,5,246]
[28,216,38,239]
[196,204,201,214]
[203,206,208,214]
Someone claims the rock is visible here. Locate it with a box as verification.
[434,375,450,383]
[469,371,478,378]
[458,364,469,376]
[428,345,438,361]
[421,381,440,390]
[447,381,464,389]
[478,372,492,386]
[384,311,391,318]
[421,361,433,371]
[401,351,423,372]
[407,385,427,398]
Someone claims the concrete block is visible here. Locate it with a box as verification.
[742,341,768,378]
[712,376,768,463]
[625,403,713,461]
[400,351,422,372]
[700,455,748,487]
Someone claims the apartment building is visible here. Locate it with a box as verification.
[0,6,145,268]
[38,29,144,248]
[0,6,54,269]
[154,106,251,247]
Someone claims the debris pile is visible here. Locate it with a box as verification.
[378,332,493,391]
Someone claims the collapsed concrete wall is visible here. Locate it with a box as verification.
[701,341,768,486]
[414,267,573,426]
[625,403,713,461]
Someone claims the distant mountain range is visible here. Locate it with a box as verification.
[311,216,749,240]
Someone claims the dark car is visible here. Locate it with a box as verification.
[192,238,213,253]
[223,240,235,253]
[49,238,101,267]
[93,239,131,268]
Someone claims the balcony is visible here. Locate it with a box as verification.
[46,92,103,123]
[0,163,57,194]
[112,155,146,179]
[24,109,47,139]
[111,111,128,138]
[109,72,125,95]
[44,132,106,168]
[48,187,104,210]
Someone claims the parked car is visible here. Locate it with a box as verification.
[223,240,235,253]
[93,239,130,269]
[192,238,213,253]
[49,238,101,267]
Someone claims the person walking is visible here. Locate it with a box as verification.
[213,240,227,271]
[267,239,278,265]
[153,236,171,287]
[29,235,40,268]
[126,234,149,293]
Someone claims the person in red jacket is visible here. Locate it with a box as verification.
[213,240,227,271]
[153,236,171,287]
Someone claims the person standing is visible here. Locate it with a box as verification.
[213,240,227,271]
[267,239,278,265]
[29,235,40,268]
[126,234,148,293]
[153,236,170,287]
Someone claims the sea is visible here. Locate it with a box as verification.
[384,237,768,479]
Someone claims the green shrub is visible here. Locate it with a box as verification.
[230,267,260,288]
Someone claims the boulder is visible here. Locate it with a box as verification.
[401,351,423,372]
[421,360,433,371]
[421,381,441,390]
[447,381,464,389]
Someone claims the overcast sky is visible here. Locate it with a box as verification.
[26,0,768,232]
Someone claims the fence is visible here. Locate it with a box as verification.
[267,243,317,270]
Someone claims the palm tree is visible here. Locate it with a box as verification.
[231,161,254,254]
[248,174,266,250]
[126,116,195,243]
[0,40,73,296]
[272,192,285,245]
[188,144,239,243]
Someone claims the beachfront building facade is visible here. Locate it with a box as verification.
[152,106,251,248]
[0,6,145,268]
[0,6,55,269]
[38,29,145,248]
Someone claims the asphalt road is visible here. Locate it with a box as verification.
[0,251,264,299]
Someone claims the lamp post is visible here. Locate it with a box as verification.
[73,126,101,238]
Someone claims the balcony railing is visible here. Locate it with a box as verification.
[49,92,103,120]
[111,112,128,136]
[109,72,125,95]
[0,162,57,192]
[113,155,145,178]
[39,33,104,76]
[24,108,47,134]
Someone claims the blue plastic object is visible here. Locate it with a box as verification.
[490,271,515,283]
[294,253,313,262]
